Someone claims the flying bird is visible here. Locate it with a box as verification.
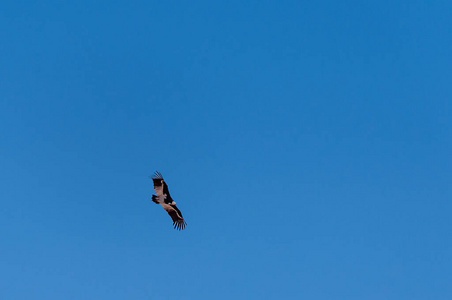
[151,171,187,230]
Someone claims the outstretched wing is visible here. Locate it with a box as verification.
[151,171,164,195]
[151,171,173,204]
[162,203,187,230]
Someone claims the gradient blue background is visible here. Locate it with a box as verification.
[1,1,451,299]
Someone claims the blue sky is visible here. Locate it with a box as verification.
[1,0,451,299]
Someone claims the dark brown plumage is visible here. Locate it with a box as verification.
[151,171,186,230]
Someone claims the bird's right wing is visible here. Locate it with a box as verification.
[151,171,164,196]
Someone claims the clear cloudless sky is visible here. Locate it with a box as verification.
[1,0,451,299]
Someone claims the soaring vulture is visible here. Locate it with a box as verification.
[151,171,186,230]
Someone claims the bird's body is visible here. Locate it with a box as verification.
[151,171,186,230]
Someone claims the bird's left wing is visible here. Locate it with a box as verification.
[162,203,187,230]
